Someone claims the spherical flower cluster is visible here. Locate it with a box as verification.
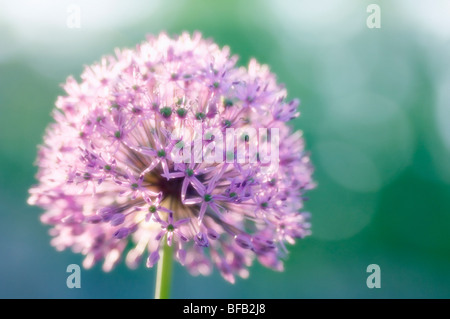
[28,32,314,283]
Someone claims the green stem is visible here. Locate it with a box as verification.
[154,237,173,299]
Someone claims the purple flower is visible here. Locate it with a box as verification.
[28,32,315,283]
[155,212,189,247]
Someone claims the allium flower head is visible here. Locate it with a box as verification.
[28,32,314,283]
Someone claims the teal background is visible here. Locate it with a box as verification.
[1,0,450,298]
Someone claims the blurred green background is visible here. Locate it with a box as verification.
[1,0,450,298]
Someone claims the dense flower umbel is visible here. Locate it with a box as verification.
[28,32,314,283]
